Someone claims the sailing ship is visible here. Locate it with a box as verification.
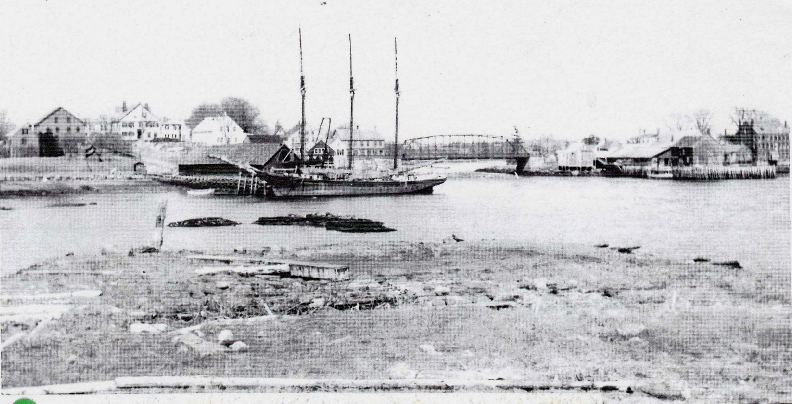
[253,32,446,198]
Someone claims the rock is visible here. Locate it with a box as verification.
[129,323,167,334]
[494,292,521,302]
[309,297,326,308]
[174,333,230,356]
[635,380,689,400]
[168,217,240,227]
[617,323,646,338]
[434,286,451,296]
[389,362,418,379]
[177,313,194,321]
[218,329,235,346]
[216,281,230,290]
[419,344,441,355]
[485,301,516,310]
[229,341,249,352]
[67,355,78,364]
[299,294,314,304]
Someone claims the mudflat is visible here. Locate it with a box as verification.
[2,239,789,401]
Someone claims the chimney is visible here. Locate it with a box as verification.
[144,103,149,111]
[122,101,127,112]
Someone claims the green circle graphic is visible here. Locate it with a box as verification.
[13,399,36,404]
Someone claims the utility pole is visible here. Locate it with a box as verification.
[348,34,355,170]
[299,28,306,164]
[394,37,400,170]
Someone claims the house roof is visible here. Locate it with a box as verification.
[602,142,673,159]
[113,103,156,123]
[193,115,242,133]
[172,143,289,165]
[333,127,384,141]
[245,134,282,143]
[33,107,85,126]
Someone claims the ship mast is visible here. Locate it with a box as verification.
[348,34,355,170]
[298,29,307,165]
[393,37,400,170]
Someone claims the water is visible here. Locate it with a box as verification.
[1,174,789,274]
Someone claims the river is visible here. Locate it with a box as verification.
[1,173,789,275]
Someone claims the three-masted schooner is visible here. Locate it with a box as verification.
[255,32,446,198]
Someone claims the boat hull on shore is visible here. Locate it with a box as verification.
[262,174,447,198]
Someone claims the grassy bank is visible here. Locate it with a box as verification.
[2,240,789,401]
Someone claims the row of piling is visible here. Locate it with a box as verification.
[611,165,777,180]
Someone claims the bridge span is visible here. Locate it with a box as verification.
[400,134,530,171]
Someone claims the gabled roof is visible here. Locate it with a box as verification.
[193,115,242,133]
[113,103,157,123]
[33,107,85,126]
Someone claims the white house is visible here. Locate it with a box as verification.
[190,115,246,145]
[329,126,386,167]
[112,102,161,141]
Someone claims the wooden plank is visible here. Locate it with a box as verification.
[186,255,349,270]
[2,380,117,395]
[114,376,635,392]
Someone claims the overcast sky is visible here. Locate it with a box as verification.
[1,0,790,141]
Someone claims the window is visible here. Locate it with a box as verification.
[76,127,80,133]
[21,138,27,145]
[55,127,60,133]
[54,117,59,123]
[67,117,71,123]
[22,129,28,134]
[67,127,72,133]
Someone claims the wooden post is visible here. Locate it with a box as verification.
[236,171,242,195]
[155,199,168,249]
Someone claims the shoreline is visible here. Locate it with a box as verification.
[2,239,789,401]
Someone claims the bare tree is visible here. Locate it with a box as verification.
[0,109,15,142]
[692,109,713,136]
[664,113,689,133]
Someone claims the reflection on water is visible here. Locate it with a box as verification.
[1,175,789,274]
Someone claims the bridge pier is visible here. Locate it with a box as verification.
[515,157,529,172]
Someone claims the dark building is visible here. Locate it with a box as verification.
[722,116,790,165]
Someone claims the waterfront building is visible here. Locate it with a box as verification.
[600,135,752,168]
[6,107,87,157]
[190,115,247,145]
[722,115,789,165]
[556,142,596,171]
[173,143,295,175]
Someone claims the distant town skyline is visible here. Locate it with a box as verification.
[1,0,789,141]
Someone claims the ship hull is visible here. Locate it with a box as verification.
[263,175,446,198]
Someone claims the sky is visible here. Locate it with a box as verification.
[1,0,790,141]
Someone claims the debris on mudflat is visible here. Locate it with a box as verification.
[693,257,710,262]
[0,207,13,211]
[168,217,240,227]
[713,260,742,269]
[254,213,395,233]
[47,202,98,208]
[595,244,609,248]
[614,246,641,254]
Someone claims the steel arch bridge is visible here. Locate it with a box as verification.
[401,134,530,170]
